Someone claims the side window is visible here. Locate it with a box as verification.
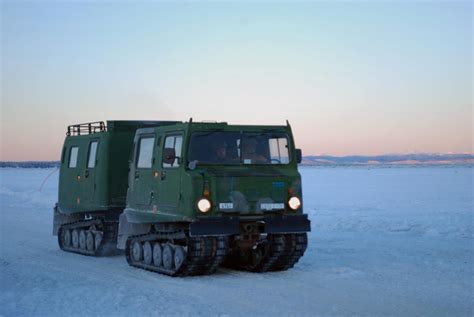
[268,137,289,164]
[137,137,155,168]
[163,135,183,168]
[69,147,79,168]
[87,141,98,168]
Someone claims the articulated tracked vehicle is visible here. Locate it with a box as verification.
[54,120,310,276]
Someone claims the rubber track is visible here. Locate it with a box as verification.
[126,232,228,277]
[58,219,119,257]
[251,233,308,272]
[269,233,308,271]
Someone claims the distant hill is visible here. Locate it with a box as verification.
[1,154,473,168]
[301,154,474,166]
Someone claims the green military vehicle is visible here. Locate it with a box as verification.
[54,120,310,276]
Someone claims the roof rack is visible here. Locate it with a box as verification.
[67,121,106,136]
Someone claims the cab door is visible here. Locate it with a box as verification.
[130,134,156,207]
[157,133,183,212]
[82,139,99,206]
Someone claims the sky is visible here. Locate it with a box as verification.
[1,1,472,160]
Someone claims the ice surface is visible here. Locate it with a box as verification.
[0,167,473,316]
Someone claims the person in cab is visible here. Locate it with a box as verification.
[212,140,229,163]
[241,138,269,164]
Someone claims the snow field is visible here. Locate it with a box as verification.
[0,167,472,316]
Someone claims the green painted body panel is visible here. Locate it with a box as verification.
[125,122,303,223]
[57,120,179,214]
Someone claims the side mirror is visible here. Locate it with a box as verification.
[188,160,197,170]
[296,149,302,164]
[163,148,176,165]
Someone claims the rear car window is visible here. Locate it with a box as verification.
[87,141,98,168]
[69,147,79,168]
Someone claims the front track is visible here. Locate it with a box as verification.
[225,233,308,272]
[125,231,228,277]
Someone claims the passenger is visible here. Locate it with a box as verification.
[241,138,268,163]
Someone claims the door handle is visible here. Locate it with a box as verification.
[135,170,139,179]
[85,170,89,178]
[160,171,166,180]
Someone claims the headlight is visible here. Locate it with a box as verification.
[197,198,211,213]
[288,196,301,210]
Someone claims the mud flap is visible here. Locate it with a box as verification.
[117,213,152,249]
[264,214,311,233]
[52,204,82,236]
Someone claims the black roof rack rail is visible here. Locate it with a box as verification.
[67,121,106,136]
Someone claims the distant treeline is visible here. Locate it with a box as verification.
[1,154,473,168]
[0,161,60,168]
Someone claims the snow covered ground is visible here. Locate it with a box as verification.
[0,167,472,316]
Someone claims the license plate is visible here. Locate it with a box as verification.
[260,203,285,210]
[219,202,234,210]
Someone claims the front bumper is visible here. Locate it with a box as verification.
[189,214,311,237]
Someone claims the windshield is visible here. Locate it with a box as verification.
[188,131,291,165]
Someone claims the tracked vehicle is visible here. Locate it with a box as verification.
[54,120,310,276]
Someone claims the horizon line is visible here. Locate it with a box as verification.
[1,152,473,163]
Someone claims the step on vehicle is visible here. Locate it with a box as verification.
[54,120,310,276]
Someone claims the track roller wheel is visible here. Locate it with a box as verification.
[174,246,186,270]
[162,244,174,270]
[79,230,86,249]
[131,240,142,262]
[86,231,95,251]
[94,232,103,249]
[143,242,153,265]
[72,229,79,248]
[62,229,71,247]
[153,243,162,267]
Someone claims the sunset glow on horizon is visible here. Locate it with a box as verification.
[1,1,472,161]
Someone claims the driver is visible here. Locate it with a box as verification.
[241,138,268,163]
[212,140,228,163]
